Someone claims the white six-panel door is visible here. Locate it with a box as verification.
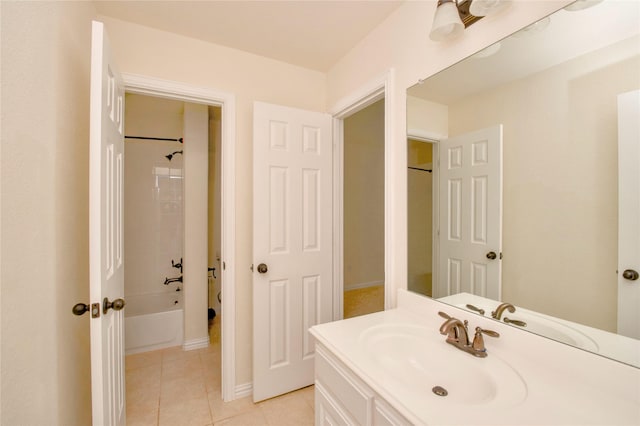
[90,20,126,426]
[253,102,333,402]
[437,126,503,300]
[617,90,640,339]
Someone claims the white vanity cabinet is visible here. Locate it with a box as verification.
[315,344,411,426]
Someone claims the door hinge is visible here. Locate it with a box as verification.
[223,261,226,270]
[250,263,253,272]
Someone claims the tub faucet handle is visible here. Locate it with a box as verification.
[172,258,183,273]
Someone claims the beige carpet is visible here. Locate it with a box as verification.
[343,285,384,319]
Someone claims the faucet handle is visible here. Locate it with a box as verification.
[472,327,500,352]
[438,311,452,320]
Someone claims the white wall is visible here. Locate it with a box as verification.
[183,103,210,346]
[326,0,574,308]
[0,1,96,424]
[124,94,184,298]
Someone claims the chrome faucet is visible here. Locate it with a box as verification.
[491,302,515,320]
[438,312,499,358]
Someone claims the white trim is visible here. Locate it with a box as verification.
[407,128,447,142]
[235,382,253,399]
[182,337,210,351]
[330,69,396,319]
[122,73,237,402]
[344,280,385,291]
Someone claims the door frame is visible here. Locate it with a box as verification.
[122,73,237,401]
[330,69,395,319]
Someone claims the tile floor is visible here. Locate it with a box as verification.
[126,317,315,426]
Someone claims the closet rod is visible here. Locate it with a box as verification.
[125,136,184,143]
[408,166,432,173]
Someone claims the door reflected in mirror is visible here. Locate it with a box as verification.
[407,0,640,367]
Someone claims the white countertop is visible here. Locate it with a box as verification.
[310,290,640,426]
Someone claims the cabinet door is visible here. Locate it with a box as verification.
[373,399,411,426]
[315,382,353,426]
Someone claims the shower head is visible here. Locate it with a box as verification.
[165,150,183,161]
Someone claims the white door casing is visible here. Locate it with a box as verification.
[89,20,126,426]
[253,101,333,402]
[617,90,640,339]
[437,126,503,300]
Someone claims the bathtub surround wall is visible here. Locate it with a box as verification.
[183,103,211,349]
[124,94,185,298]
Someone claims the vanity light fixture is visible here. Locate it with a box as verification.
[429,0,465,42]
[429,0,512,42]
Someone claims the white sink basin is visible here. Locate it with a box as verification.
[358,324,528,408]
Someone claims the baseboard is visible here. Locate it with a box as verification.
[235,382,253,399]
[182,336,210,351]
[344,280,384,292]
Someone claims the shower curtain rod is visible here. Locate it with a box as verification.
[408,166,432,173]
[125,135,184,143]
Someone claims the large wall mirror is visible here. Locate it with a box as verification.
[407,0,639,367]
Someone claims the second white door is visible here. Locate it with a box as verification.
[437,125,503,300]
[252,101,333,402]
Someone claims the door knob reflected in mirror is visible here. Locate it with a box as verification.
[622,269,639,281]
[257,263,268,274]
[486,251,497,260]
[103,297,126,314]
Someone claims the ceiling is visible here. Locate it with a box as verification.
[93,0,405,72]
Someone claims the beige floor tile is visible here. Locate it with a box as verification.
[127,385,160,415]
[126,316,319,426]
[127,364,162,392]
[162,355,204,382]
[161,375,207,403]
[296,385,315,410]
[159,395,212,426]
[259,391,314,426]
[127,350,163,371]
[208,392,257,423]
[127,407,159,426]
[213,408,268,426]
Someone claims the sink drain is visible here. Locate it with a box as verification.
[432,386,448,397]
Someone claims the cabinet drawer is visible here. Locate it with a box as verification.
[316,345,373,425]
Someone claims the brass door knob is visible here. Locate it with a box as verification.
[103,297,126,314]
[72,303,90,316]
[622,269,639,281]
[257,263,268,274]
[486,251,497,260]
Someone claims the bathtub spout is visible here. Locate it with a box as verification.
[164,276,183,285]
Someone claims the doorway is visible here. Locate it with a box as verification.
[123,92,223,373]
[342,99,386,318]
[123,73,237,401]
[407,138,437,298]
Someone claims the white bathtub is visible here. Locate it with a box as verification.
[125,292,184,355]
